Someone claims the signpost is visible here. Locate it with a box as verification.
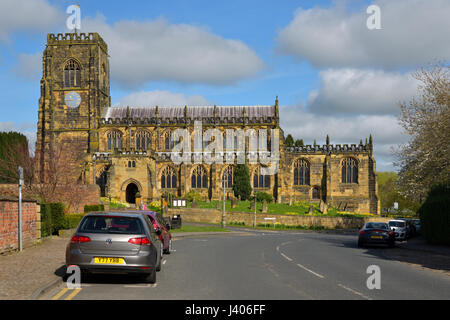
[18,166,23,251]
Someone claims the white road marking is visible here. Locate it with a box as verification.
[280,252,293,262]
[296,263,325,279]
[162,260,167,265]
[276,246,280,252]
[124,283,158,288]
[338,284,372,300]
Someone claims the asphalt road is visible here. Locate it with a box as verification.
[46,229,450,300]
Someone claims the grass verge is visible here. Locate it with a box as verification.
[170,225,231,233]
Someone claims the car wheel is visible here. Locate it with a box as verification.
[156,245,162,272]
[144,267,156,284]
[388,240,395,248]
[164,239,172,254]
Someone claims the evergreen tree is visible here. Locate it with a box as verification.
[0,131,30,183]
[232,164,252,200]
[285,134,294,147]
[294,139,304,147]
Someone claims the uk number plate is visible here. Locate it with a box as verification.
[94,257,124,264]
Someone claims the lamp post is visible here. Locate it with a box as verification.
[18,166,23,252]
[254,192,257,228]
[222,175,226,228]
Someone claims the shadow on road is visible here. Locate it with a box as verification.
[313,233,450,273]
[54,264,151,284]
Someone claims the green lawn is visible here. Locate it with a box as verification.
[186,200,373,218]
[170,225,230,233]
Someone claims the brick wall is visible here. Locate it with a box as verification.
[168,208,390,230]
[0,197,39,254]
[69,184,101,213]
[0,183,101,214]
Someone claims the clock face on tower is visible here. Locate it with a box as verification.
[64,91,81,108]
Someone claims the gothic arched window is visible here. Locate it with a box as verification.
[293,159,310,186]
[136,130,151,150]
[341,157,358,183]
[191,166,208,189]
[107,131,122,150]
[64,59,81,87]
[163,131,174,151]
[161,167,177,189]
[222,166,234,188]
[253,166,270,189]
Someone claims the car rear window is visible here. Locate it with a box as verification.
[365,222,388,230]
[78,216,144,234]
[389,221,405,227]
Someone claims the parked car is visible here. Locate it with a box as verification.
[66,212,163,283]
[140,211,173,254]
[358,222,395,248]
[388,220,408,241]
[413,219,421,234]
[397,218,416,238]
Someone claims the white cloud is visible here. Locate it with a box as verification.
[307,68,419,115]
[82,16,265,87]
[113,90,212,107]
[0,0,63,41]
[277,0,450,69]
[279,104,409,171]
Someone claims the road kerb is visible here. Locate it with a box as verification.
[28,277,63,300]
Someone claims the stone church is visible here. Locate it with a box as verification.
[35,32,380,214]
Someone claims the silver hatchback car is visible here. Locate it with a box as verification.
[66,212,162,283]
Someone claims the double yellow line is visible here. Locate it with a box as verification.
[51,288,82,300]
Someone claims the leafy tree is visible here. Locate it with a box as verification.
[232,164,252,200]
[285,134,294,147]
[377,171,420,213]
[294,139,304,147]
[396,63,450,200]
[418,183,450,245]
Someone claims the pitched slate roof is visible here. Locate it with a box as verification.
[103,105,275,121]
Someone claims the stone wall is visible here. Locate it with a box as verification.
[168,208,390,230]
[0,197,39,254]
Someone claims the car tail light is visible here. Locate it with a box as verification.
[71,235,91,243]
[128,237,152,245]
[359,230,366,235]
[388,231,395,236]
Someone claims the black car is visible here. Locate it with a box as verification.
[358,222,395,248]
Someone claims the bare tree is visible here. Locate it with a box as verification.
[0,136,89,212]
[396,62,450,200]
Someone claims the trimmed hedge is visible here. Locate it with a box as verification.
[256,191,273,203]
[64,214,85,230]
[418,184,450,245]
[40,203,65,236]
[84,204,105,213]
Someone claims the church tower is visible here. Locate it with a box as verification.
[35,33,110,178]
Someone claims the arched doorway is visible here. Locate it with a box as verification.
[125,183,139,204]
[312,186,321,200]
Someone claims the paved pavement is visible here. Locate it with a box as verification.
[1,227,449,300]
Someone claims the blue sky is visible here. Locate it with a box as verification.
[0,0,449,171]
